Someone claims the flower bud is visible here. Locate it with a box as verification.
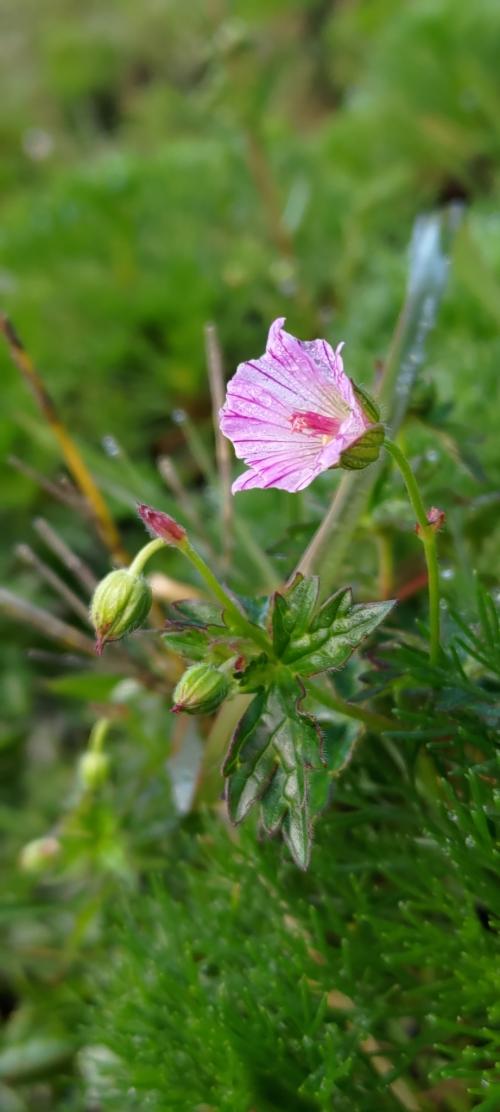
[78,750,110,790]
[137,503,187,545]
[172,663,229,715]
[415,506,446,536]
[90,569,152,654]
[19,836,60,873]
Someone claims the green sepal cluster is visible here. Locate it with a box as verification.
[339,424,385,470]
[338,382,385,470]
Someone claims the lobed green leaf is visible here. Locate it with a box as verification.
[270,576,395,678]
[224,680,323,869]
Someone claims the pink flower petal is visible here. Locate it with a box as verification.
[219,318,370,494]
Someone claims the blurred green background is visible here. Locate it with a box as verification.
[1,1,500,1108]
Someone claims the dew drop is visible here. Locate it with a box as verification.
[102,434,121,458]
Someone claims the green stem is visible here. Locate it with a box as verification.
[128,538,165,576]
[384,439,441,664]
[89,717,111,754]
[305,681,392,733]
[129,534,273,654]
[183,541,272,654]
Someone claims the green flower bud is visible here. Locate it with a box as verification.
[172,663,229,715]
[78,750,110,790]
[19,836,61,873]
[90,569,152,654]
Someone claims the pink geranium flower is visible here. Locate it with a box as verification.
[219,317,380,493]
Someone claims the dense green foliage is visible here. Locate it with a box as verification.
[1,1,499,1109]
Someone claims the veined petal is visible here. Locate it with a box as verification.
[265,318,352,418]
[233,458,321,493]
[219,317,378,494]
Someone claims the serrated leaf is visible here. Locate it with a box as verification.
[271,576,395,677]
[309,720,361,818]
[162,627,209,661]
[237,594,271,627]
[260,765,288,833]
[271,574,320,656]
[168,598,224,629]
[282,794,310,870]
[310,588,352,632]
[284,599,395,676]
[223,689,279,823]
[224,681,322,870]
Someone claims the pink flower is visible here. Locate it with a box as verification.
[219,318,380,493]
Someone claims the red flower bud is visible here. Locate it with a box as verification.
[415,506,446,536]
[137,503,187,545]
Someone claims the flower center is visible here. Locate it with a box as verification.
[290,411,342,439]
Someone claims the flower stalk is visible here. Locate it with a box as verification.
[128,538,166,577]
[135,505,272,655]
[384,439,441,664]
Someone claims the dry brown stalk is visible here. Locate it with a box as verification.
[0,588,96,655]
[15,543,90,623]
[0,314,127,564]
[33,517,98,593]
